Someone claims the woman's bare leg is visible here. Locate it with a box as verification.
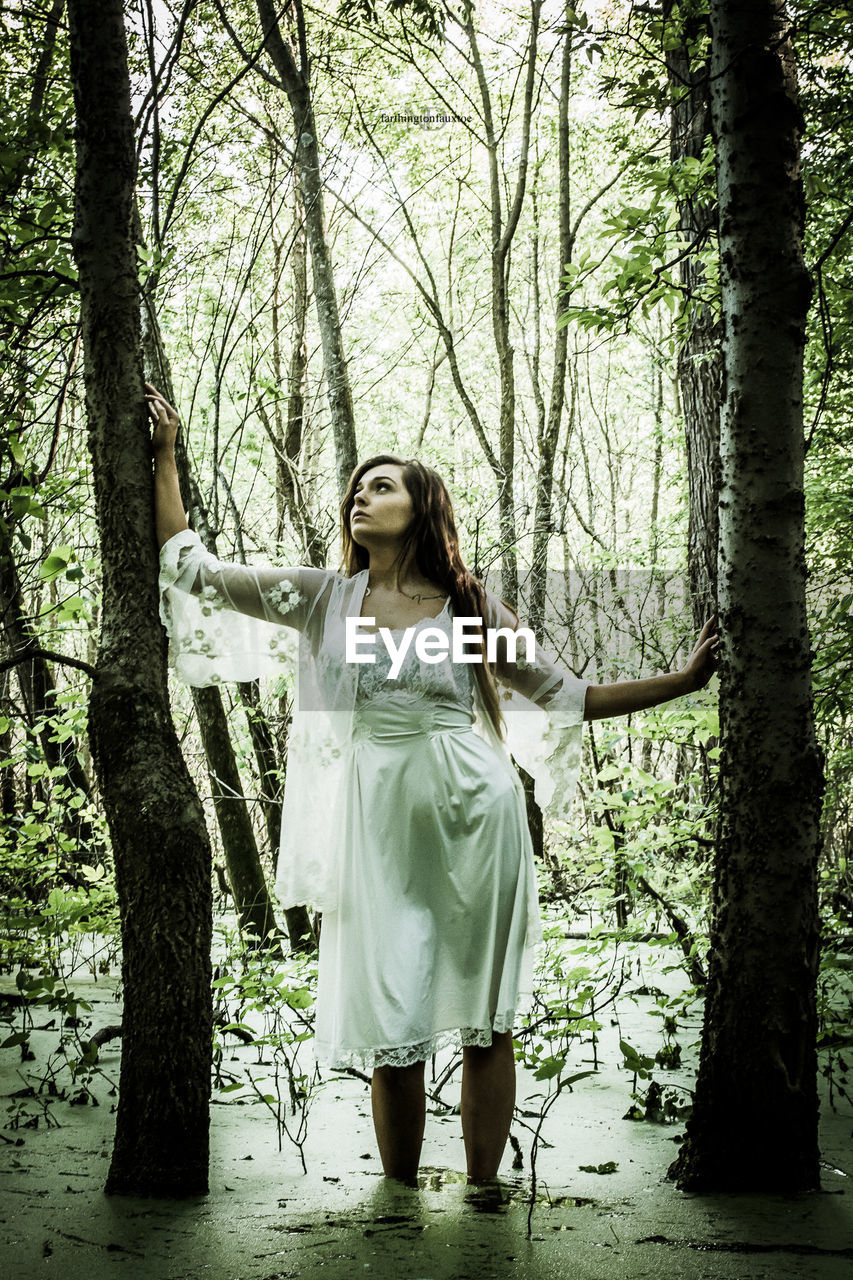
[370,1061,426,1181]
[461,1030,516,1181]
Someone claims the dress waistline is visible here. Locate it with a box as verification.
[351,691,474,743]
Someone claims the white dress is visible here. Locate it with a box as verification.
[315,602,538,1069]
[157,531,590,1072]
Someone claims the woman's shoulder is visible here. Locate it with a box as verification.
[288,561,368,584]
[306,566,366,598]
[475,583,519,628]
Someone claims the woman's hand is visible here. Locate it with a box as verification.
[583,617,720,721]
[146,382,180,457]
[680,616,720,693]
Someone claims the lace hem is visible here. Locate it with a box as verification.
[317,1016,517,1072]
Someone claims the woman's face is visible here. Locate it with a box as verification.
[349,463,414,547]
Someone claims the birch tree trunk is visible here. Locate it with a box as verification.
[67,0,211,1196]
[671,0,824,1192]
[254,0,357,496]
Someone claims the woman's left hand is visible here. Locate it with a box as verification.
[680,616,720,692]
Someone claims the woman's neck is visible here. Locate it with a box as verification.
[366,543,431,593]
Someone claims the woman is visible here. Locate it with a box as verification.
[149,383,718,1184]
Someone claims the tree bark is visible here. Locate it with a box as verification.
[192,685,278,943]
[67,0,211,1196]
[670,0,824,1193]
[0,669,15,819]
[664,1,722,628]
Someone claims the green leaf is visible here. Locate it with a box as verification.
[2,1032,30,1048]
[40,547,74,581]
[287,987,313,1009]
[533,1056,565,1081]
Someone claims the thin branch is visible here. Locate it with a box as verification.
[0,649,97,679]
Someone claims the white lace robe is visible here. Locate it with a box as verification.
[158,529,590,922]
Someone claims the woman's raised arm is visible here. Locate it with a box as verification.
[148,383,190,549]
[149,383,332,630]
[482,596,717,824]
[484,595,718,722]
[149,385,335,687]
[582,617,719,720]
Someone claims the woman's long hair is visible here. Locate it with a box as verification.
[340,453,514,738]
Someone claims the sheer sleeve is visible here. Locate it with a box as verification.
[158,528,335,687]
[483,592,590,824]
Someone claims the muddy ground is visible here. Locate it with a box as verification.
[1,966,851,1280]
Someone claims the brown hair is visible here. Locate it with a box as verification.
[340,453,513,738]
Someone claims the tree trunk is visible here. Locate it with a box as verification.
[254,0,357,496]
[190,685,276,944]
[671,0,824,1193]
[136,207,305,953]
[0,0,95,860]
[0,669,15,819]
[524,28,573,861]
[3,0,65,205]
[0,532,96,855]
[529,30,572,637]
[265,162,325,567]
[236,680,281,857]
[235,687,315,951]
[67,0,211,1196]
[464,1,541,605]
[664,0,722,628]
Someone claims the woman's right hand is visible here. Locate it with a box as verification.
[146,382,180,457]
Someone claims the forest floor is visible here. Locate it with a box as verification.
[1,960,851,1280]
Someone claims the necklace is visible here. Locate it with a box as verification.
[365,583,445,603]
